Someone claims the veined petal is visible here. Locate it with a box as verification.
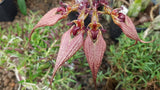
[119,15,153,43]
[125,15,136,30]
[50,26,84,85]
[29,8,64,40]
[84,30,106,87]
[119,22,139,40]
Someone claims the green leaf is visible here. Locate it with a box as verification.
[127,0,142,17]
[18,80,25,84]
[141,0,150,11]
[17,0,27,15]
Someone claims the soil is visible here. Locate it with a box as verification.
[0,68,19,90]
[0,0,158,90]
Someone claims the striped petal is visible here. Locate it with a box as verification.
[119,15,153,44]
[50,26,84,85]
[29,8,63,40]
[84,30,106,87]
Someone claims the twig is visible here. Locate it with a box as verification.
[144,2,160,39]
[143,26,153,39]
[150,2,160,21]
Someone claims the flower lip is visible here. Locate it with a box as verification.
[91,29,99,40]
[72,25,80,36]
[111,8,126,25]
[118,13,125,22]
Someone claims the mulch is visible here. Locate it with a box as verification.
[0,68,19,90]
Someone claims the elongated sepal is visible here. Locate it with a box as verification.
[119,15,153,43]
[84,30,106,87]
[50,26,84,85]
[29,8,63,40]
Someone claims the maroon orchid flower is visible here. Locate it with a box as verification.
[109,8,153,45]
[29,0,152,87]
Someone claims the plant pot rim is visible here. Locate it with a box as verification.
[0,0,5,4]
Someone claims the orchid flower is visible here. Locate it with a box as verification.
[109,8,153,45]
[29,0,152,87]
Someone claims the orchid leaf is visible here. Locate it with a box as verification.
[50,26,84,85]
[127,0,142,17]
[141,0,150,11]
[29,8,63,40]
[17,0,27,15]
[84,30,106,86]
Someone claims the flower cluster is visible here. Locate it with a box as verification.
[29,0,152,87]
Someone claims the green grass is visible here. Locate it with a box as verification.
[106,32,160,89]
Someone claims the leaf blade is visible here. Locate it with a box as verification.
[17,0,27,15]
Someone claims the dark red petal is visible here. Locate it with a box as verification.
[29,8,63,40]
[84,30,106,87]
[90,30,99,40]
[119,15,153,43]
[50,26,84,85]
